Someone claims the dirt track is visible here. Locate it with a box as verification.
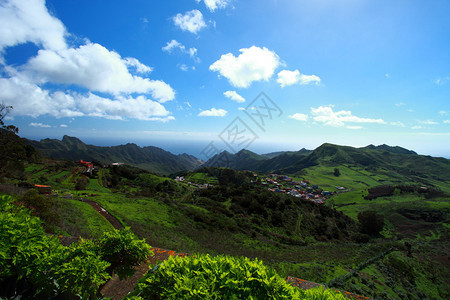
[85,200,368,299]
[80,198,123,230]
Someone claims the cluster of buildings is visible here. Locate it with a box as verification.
[175,176,214,189]
[254,174,346,205]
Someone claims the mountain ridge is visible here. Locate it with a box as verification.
[202,142,450,182]
[24,135,203,175]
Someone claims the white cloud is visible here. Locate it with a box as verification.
[0,76,173,121]
[444,120,450,124]
[277,70,300,87]
[173,10,206,34]
[224,91,245,103]
[412,125,423,130]
[124,57,152,74]
[24,43,175,102]
[60,124,68,128]
[390,121,406,127]
[289,113,308,122]
[179,64,189,71]
[30,122,51,128]
[162,40,184,52]
[198,108,227,117]
[419,120,438,125]
[439,110,448,116]
[0,0,66,54]
[311,105,385,127]
[76,94,171,120]
[162,40,199,62]
[0,0,176,122]
[210,46,280,88]
[346,126,363,130]
[277,69,320,87]
[188,48,198,60]
[196,0,230,12]
[238,107,246,111]
[395,102,406,107]
[299,74,321,85]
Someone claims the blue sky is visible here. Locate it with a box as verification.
[1,0,449,158]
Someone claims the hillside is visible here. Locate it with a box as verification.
[24,135,203,175]
[203,148,312,172]
[203,143,450,184]
[1,132,448,299]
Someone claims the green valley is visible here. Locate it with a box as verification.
[0,130,449,299]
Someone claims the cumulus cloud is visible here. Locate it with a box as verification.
[0,0,176,122]
[289,113,308,122]
[60,124,68,128]
[162,39,199,62]
[198,108,227,117]
[30,122,51,128]
[124,57,152,74]
[277,69,320,87]
[196,0,230,12]
[0,76,173,120]
[210,46,280,88]
[173,10,206,34]
[162,40,184,52]
[23,43,175,102]
[311,105,385,127]
[0,0,66,54]
[224,91,245,103]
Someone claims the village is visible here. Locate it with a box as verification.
[176,171,350,205]
[251,173,349,205]
[32,158,349,207]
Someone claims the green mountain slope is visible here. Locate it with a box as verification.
[202,143,450,185]
[24,135,203,175]
[203,148,311,172]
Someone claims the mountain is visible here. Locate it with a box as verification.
[202,148,312,172]
[24,135,203,175]
[203,143,450,181]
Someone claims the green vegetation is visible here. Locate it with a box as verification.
[0,195,152,298]
[1,128,448,299]
[132,254,346,299]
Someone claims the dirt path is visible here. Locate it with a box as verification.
[86,201,369,299]
[80,198,123,230]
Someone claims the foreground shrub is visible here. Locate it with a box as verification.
[132,254,346,299]
[0,195,151,298]
[98,227,152,279]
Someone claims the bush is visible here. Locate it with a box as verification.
[97,227,152,280]
[133,254,346,299]
[357,210,384,236]
[0,196,152,298]
[75,176,90,190]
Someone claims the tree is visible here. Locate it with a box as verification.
[357,210,384,236]
[75,176,89,190]
[0,103,18,134]
[333,168,341,177]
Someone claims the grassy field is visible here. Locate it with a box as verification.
[57,199,115,238]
